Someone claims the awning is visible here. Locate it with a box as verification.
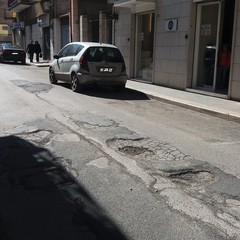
[8,0,31,13]
[113,0,155,13]
[113,0,155,7]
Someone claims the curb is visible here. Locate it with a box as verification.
[148,94,240,123]
[26,61,50,67]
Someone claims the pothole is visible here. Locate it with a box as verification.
[72,114,117,129]
[167,170,215,186]
[118,146,154,156]
[107,138,192,162]
[11,80,53,93]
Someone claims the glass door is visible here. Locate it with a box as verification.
[135,12,155,82]
[193,2,221,90]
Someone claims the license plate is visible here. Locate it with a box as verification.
[98,67,113,73]
[12,52,18,55]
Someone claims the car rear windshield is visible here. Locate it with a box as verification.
[2,44,22,49]
[83,47,124,63]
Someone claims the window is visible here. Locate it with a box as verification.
[58,45,70,58]
[67,44,84,56]
[83,47,124,63]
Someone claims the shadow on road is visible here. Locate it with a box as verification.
[57,82,150,101]
[0,135,128,240]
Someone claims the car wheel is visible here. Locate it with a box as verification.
[21,59,26,65]
[71,73,81,92]
[49,67,58,84]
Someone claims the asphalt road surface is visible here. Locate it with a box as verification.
[0,62,240,240]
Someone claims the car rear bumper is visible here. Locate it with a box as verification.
[77,73,128,86]
[1,56,25,62]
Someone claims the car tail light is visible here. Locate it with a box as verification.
[80,56,89,72]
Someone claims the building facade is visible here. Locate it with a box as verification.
[0,0,14,43]
[8,0,52,60]
[110,0,240,101]
[6,0,240,101]
[8,0,113,60]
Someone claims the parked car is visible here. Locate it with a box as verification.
[49,42,128,92]
[0,43,26,64]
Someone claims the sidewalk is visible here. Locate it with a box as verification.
[126,81,240,123]
[26,58,50,67]
[27,59,240,123]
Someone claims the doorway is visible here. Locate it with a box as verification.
[135,12,155,82]
[193,0,235,93]
[60,17,69,48]
[43,27,50,60]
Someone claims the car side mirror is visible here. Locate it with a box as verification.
[54,55,60,59]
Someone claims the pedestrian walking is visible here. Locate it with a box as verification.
[26,40,35,62]
[34,41,42,63]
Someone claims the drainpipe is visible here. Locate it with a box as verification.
[112,4,116,45]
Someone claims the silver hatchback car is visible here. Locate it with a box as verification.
[49,42,128,92]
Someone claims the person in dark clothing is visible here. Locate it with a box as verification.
[34,41,42,63]
[26,40,35,62]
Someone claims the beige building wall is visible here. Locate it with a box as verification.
[71,0,79,41]
[114,8,132,77]
[53,18,61,54]
[154,0,191,89]
[79,15,88,42]
[113,0,240,101]
[99,11,112,44]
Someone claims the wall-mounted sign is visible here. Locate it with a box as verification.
[38,14,49,28]
[0,24,9,35]
[2,25,10,31]
[12,21,24,29]
[8,0,18,8]
[165,19,178,32]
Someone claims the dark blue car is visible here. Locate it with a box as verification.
[0,43,26,65]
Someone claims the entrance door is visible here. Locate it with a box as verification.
[43,27,50,60]
[61,17,69,48]
[193,2,221,90]
[135,12,155,82]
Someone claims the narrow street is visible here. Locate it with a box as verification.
[0,63,240,240]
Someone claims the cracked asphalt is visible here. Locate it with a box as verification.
[0,63,240,239]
